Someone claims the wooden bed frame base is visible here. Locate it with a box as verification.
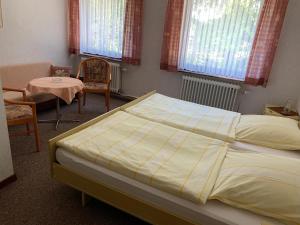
[52,163,197,225]
[49,91,200,225]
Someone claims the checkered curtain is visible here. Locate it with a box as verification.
[245,0,289,86]
[68,0,143,65]
[160,0,185,71]
[122,0,144,65]
[68,0,80,55]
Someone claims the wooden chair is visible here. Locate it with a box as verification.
[76,57,111,112]
[3,87,40,152]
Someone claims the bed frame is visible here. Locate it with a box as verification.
[49,90,202,225]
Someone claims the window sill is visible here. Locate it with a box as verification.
[80,53,122,64]
[178,69,245,85]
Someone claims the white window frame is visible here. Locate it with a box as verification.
[178,0,263,81]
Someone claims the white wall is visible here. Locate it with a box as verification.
[239,0,300,113]
[0,0,70,66]
[2,0,298,114]
[0,79,14,182]
[0,0,70,181]
[118,0,300,114]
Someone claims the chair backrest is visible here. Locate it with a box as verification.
[78,57,111,84]
[50,66,72,77]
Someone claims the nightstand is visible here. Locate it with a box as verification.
[264,105,299,120]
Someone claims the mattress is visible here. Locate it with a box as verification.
[56,148,284,225]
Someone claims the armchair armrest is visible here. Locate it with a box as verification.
[2,87,27,101]
[4,99,35,107]
[76,70,81,79]
[3,87,26,93]
[4,99,37,114]
[76,62,82,79]
[76,60,88,80]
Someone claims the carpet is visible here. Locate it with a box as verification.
[0,94,149,225]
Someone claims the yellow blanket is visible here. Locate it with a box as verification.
[57,111,228,204]
[210,150,300,224]
[123,93,240,142]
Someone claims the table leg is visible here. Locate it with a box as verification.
[39,97,80,130]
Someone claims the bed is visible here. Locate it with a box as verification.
[49,91,300,225]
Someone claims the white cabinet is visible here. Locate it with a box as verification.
[0,79,14,183]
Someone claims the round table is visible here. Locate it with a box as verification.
[27,77,84,130]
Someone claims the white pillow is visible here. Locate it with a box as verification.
[236,115,300,150]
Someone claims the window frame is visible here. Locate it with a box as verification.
[79,53,122,64]
[79,0,126,60]
[177,0,263,82]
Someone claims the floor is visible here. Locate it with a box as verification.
[0,94,149,225]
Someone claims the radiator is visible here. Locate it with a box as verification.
[109,62,122,93]
[180,75,241,111]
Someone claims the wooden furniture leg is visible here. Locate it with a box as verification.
[77,92,81,114]
[32,105,40,152]
[81,192,92,207]
[105,91,110,112]
[83,92,86,106]
[26,123,30,136]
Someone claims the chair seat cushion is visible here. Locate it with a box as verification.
[84,82,108,91]
[3,89,56,104]
[6,105,33,120]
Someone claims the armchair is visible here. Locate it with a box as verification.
[3,87,40,152]
[76,57,111,112]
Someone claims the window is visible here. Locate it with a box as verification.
[178,0,263,80]
[80,0,126,59]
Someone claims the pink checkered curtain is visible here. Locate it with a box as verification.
[68,0,80,55]
[160,0,184,71]
[245,0,289,86]
[122,0,144,65]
